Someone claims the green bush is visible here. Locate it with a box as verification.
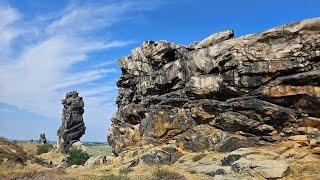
[36,144,53,155]
[66,149,90,165]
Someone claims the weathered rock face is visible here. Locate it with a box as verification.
[57,91,85,154]
[108,18,320,156]
[39,133,47,145]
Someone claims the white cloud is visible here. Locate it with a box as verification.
[0,6,20,28]
[0,1,160,141]
[52,68,117,90]
[90,61,116,68]
[46,1,161,35]
[0,6,22,56]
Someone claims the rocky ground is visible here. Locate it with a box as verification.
[0,138,320,179]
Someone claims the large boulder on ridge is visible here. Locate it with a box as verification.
[108,18,320,156]
[57,91,86,154]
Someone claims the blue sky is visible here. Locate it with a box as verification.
[0,0,319,142]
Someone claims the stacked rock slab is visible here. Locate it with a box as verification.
[108,18,320,156]
[39,133,47,145]
[57,91,85,154]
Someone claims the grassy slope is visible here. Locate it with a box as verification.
[83,144,113,157]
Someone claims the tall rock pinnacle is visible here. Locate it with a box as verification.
[57,91,86,154]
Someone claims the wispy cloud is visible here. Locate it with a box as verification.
[52,68,117,90]
[90,61,116,68]
[0,5,22,57]
[0,0,160,124]
[46,1,161,35]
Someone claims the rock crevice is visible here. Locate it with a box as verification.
[108,18,320,156]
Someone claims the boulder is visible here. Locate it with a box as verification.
[71,141,87,152]
[174,154,233,177]
[119,158,139,171]
[140,146,182,165]
[311,147,320,155]
[84,155,107,167]
[232,159,290,179]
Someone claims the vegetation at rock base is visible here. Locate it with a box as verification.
[36,144,53,155]
[66,149,90,165]
[151,166,186,180]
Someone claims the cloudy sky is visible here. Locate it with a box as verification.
[0,0,319,142]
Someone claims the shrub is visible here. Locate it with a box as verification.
[152,167,186,180]
[66,149,90,165]
[36,144,53,155]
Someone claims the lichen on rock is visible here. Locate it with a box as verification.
[108,18,320,156]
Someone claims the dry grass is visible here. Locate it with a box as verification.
[285,153,320,179]
[0,138,28,164]
[17,141,38,157]
[1,140,319,180]
[38,150,65,165]
[0,163,65,180]
[151,166,186,180]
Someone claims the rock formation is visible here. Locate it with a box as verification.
[57,91,85,154]
[39,133,47,145]
[108,18,320,156]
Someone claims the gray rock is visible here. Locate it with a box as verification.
[39,133,47,145]
[232,158,290,179]
[214,135,259,152]
[119,158,139,171]
[174,154,233,177]
[140,146,182,165]
[71,141,87,152]
[221,154,241,166]
[57,91,86,154]
[84,155,107,167]
[194,29,234,49]
[108,18,320,155]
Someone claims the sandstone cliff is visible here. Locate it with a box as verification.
[108,18,320,156]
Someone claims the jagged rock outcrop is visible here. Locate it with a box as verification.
[39,133,47,145]
[57,91,85,154]
[108,18,320,156]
